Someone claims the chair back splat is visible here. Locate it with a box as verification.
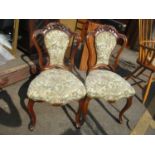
[86,25,127,71]
[32,22,81,71]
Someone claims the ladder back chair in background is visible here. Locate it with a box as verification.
[126,19,155,104]
[27,22,86,130]
[76,25,135,128]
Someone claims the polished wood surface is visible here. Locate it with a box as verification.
[126,19,155,104]
[79,22,99,71]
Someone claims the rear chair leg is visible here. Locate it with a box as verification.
[75,97,90,128]
[27,99,36,131]
[82,97,91,121]
[143,71,153,104]
[119,97,133,123]
[75,99,84,129]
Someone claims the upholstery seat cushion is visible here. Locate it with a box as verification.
[85,70,135,101]
[27,69,86,105]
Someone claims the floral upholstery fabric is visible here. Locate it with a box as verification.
[27,69,86,105]
[44,30,69,65]
[95,31,117,65]
[86,70,135,101]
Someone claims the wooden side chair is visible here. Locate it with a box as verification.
[126,19,155,104]
[27,22,86,130]
[76,25,135,128]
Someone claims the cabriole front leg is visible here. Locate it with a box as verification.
[119,97,133,123]
[27,99,36,131]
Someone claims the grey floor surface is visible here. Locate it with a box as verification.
[0,71,148,135]
[0,47,155,134]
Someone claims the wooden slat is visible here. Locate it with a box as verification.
[0,63,36,88]
[79,22,102,71]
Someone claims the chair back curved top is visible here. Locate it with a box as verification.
[86,25,127,71]
[138,19,155,71]
[32,22,80,71]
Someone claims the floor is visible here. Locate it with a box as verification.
[0,47,155,135]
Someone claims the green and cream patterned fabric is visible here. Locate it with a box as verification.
[85,70,135,101]
[95,31,117,65]
[44,30,69,65]
[27,69,86,105]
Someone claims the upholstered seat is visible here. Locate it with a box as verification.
[27,69,86,105]
[86,70,135,101]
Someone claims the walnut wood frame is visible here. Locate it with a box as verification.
[76,25,133,128]
[27,22,82,131]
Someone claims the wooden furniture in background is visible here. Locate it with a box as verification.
[1,19,19,56]
[79,21,100,71]
[18,19,58,56]
[75,19,88,40]
[126,19,155,104]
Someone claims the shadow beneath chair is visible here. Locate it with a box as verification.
[62,104,76,128]
[62,103,107,134]
[18,54,38,117]
[115,66,132,77]
[18,77,34,116]
[96,99,131,130]
[84,111,108,134]
[61,128,82,135]
[96,99,120,123]
[0,90,21,127]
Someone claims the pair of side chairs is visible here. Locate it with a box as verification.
[27,22,135,130]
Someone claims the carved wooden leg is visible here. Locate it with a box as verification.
[143,71,153,104]
[75,99,84,129]
[75,97,91,128]
[119,97,133,123]
[82,97,91,121]
[27,99,36,131]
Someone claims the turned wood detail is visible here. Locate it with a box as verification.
[126,19,155,104]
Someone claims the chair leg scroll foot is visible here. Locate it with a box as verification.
[119,97,133,124]
[27,99,36,131]
[75,97,90,128]
[75,99,84,129]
